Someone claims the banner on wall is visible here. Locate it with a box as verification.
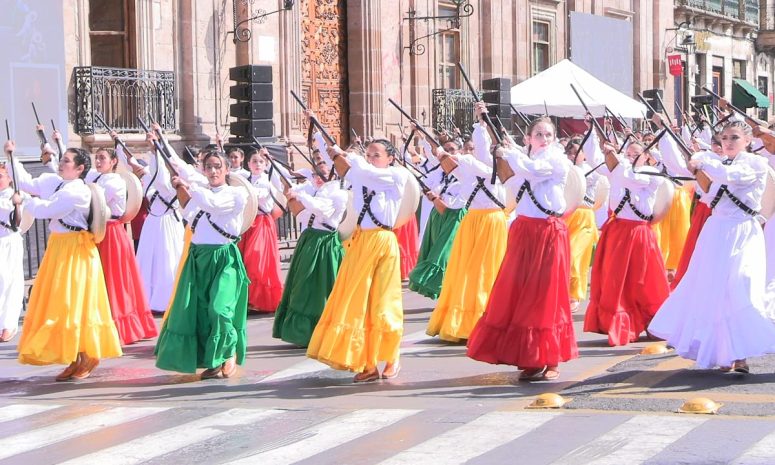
[668,55,683,76]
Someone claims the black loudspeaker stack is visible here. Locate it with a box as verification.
[482,77,512,132]
[228,64,275,143]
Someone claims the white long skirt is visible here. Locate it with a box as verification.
[648,214,775,368]
[0,233,24,330]
[136,212,184,312]
[764,218,775,285]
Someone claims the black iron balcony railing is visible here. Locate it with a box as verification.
[74,66,176,134]
[431,88,480,137]
[677,0,758,26]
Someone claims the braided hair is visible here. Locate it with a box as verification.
[369,139,398,165]
[67,148,91,179]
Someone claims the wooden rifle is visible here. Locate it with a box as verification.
[4,120,20,230]
[570,84,623,171]
[95,113,138,161]
[251,139,295,216]
[388,98,457,175]
[50,119,63,160]
[137,117,179,178]
[458,63,499,184]
[31,102,47,146]
[507,104,529,139]
[638,94,711,191]
[288,142,328,180]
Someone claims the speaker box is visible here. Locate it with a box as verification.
[230,101,273,120]
[486,104,512,120]
[230,83,273,101]
[229,65,272,83]
[482,90,511,105]
[482,78,511,92]
[230,119,274,138]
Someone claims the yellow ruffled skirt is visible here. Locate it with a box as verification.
[565,207,599,301]
[17,231,122,365]
[306,228,403,372]
[655,185,692,270]
[427,208,507,342]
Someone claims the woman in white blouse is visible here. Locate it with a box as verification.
[306,123,409,383]
[121,132,184,314]
[238,146,284,313]
[154,150,248,379]
[273,161,348,347]
[88,145,156,345]
[467,116,578,382]
[11,143,121,381]
[583,137,670,347]
[426,103,509,342]
[0,164,24,343]
[650,121,775,373]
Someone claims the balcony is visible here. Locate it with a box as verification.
[74,67,177,134]
[676,0,759,27]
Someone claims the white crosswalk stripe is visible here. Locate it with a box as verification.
[3,403,775,465]
[551,415,708,465]
[377,411,560,465]
[0,406,168,461]
[57,408,283,465]
[0,403,61,423]
[224,409,419,465]
[732,430,775,465]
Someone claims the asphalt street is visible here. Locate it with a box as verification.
[2,266,775,464]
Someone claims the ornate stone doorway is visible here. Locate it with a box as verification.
[300,0,349,145]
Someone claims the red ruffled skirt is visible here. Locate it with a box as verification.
[97,220,157,345]
[238,214,283,312]
[130,198,150,243]
[467,216,578,369]
[395,215,420,280]
[672,201,712,290]
[584,217,670,346]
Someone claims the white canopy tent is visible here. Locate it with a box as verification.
[510,59,647,118]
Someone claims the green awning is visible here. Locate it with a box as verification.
[732,78,770,109]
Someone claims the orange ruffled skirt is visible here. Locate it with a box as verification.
[564,207,599,301]
[426,209,507,342]
[18,231,122,365]
[307,228,403,372]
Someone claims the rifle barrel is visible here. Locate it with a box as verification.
[387,98,440,147]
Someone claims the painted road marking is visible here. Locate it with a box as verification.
[0,406,168,461]
[552,415,707,465]
[377,411,560,465]
[226,409,419,465]
[59,408,283,465]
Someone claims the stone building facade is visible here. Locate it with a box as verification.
[676,0,774,122]
[16,0,774,159]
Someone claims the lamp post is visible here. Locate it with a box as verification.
[666,21,696,123]
[680,32,697,123]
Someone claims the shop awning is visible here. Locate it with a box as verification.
[732,79,770,109]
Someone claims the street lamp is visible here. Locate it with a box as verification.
[227,0,295,43]
[666,21,697,123]
[403,0,474,55]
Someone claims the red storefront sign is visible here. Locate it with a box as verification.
[668,55,683,76]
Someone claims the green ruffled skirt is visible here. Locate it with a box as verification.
[154,242,248,373]
[273,227,344,347]
[409,207,466,299]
